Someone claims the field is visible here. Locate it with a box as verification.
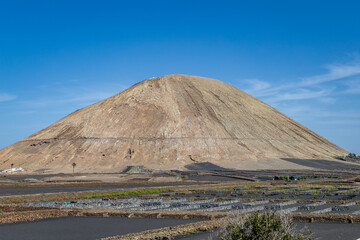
[1,165,360,239]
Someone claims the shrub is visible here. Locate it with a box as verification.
[347,153,357,158]
[334,153,360,161]
[217,211,312,240]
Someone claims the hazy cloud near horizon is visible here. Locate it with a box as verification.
[243,60,360,101]
[0,93,16,102]
[239,59,360,153]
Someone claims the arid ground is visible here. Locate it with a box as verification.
[1,160,360,239]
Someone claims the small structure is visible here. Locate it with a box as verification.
[0,167,25,174]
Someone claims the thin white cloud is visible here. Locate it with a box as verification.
[0,93,16,102]
[307,110,360,118]
[274,103,360,128]
[56,91,118,104]
[237,59,360,141]
[318,97,337,104]
[268,88,332,103]
[15,110,38,115]
[323,119,360,125]
[343,79,360,94]
[241,60,360,103]
[20,80,131,111]
[274,104,310,117]
[270,89,331,102]
[300,62,360,86]
[242,79,334,103]
[243,79,271,92]
[243,79,289,97]
[23,90,119,108]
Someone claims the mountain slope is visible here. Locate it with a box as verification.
[0,74,348,172]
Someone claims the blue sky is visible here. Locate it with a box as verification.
[1,0,359,154]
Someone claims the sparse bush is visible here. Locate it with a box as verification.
[334,153,360,161]
[216,211,312,240]
[347,153,357,158]
[275,175,291,181]
[333,155,344,160]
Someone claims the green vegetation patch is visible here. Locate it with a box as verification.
[334,153,360,161]
[322,186,339,191]
[84,188,173,198]
[219,211,312,240]
[126,167,135,173]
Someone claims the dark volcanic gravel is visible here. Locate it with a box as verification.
[187,175,243,181]
[1,174,64,181]
[281,158,360,171]
[0,216,200,240]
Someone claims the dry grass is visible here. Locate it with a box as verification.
[100,219,223,240]
[0,209,68,224]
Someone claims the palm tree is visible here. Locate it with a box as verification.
[10,163,14,173]
[72,162,76,173]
